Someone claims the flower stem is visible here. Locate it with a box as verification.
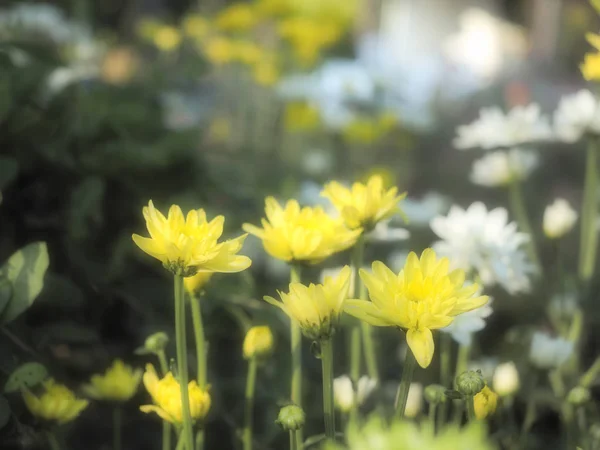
[174,275,194,450]
[349,326,361,382]
[289,430,298,450]
[349,236,365,383]
[454,344,470,383]
[190,293,207,450]
[466,395,476,422]
[361,323,379,382]
[157,350,172,450]
[428,403,438,434]
[46,431,62,450]
[113,406,122,450]
[508,178,541,272]
[579,139,599,282]
[321,338,335,440]
[289,264,303,449]
[395,348,417,418]
[438,333,451,425]
[243,357,258,450]
[580,356,600,388]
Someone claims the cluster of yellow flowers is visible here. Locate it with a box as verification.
[341,112,399,145]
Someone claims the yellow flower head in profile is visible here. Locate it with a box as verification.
[581,33,600,80]
[243,325,274,359]
[265,266,351,340]
[153,26,182,52]
[242,198,361,264]
[215,3,259,32]
[132,201,252,277]
[22,379,89,424]
[344,250,488,368]
[321,175,407,231]
[140,364,211,424]
[82,360,142,402]
[474,385,498,420]
[284,101,321,132]
[184,272,214,295]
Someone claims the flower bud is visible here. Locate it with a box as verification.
[333,376,354,412]
[492,362,520,397]
[243,326,274,360]
[404,383,423,418]
[474,385,498,419]
[456,370,485,396]
[543,198,577,239]
[276,404,305,431]
[567,386,591,406]
[144,332,169,353]
[424,384,447,404]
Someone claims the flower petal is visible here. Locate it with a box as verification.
[406,327,434,368]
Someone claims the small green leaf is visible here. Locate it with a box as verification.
[0,395,10,429]
[303,434,327,447]
[0,242,49,324]
[0,157,18,191]
[3,362,48,393]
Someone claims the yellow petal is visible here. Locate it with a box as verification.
[406,327,434,368]
[140,405,176,424]
[344,300,394,326]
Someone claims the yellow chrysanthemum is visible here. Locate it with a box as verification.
[321,175,407,230]
[153,26,182,52]
[22,379,89,424]
[242,198,361,264]
[182,14,210,39]
[581,52,600,80]
[184,272,214,295]
[140,364,211,424]
[132,201,252,277]
[215,3,259,32]
[278,18,343,66]
[284,102,321,132]
[344,250,488,368]
[243,325,274,359]
[474,385,498,420]
[265,266,351,340]
[82,360,142,402]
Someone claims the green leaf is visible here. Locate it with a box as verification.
[3,362,48,393]
[0,278,12,318]
[0,157,18,191]
[0,395,10,429]
[0,242,49,324]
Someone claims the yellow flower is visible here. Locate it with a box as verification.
[581,52,600,80]
[255,0,293,17]
[278,18,343,66]
[136,18,162,41]
[342,113,397,144]
[140,364,210,424]
[474,385,498,420]
[101,47,138,85]
[253,61,279,86]
[22,379,89,424]
[182,14,210,39]
[203,37,236,65]
[153,26,182,52]
[265,266,351,339]
[184,272,214,295]
[242,197,361,264]
[344,250,488,368]
[208,116,232,142]
[82,360,142,402]
[233,40,263,65]
[284,102,321,132]
[243,325,274,359]
[132,201,252,277]
[215,3,259,32]
[321,175,407,230]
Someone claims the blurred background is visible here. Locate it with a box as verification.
[0,0,597,448]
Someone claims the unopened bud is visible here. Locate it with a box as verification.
[456,370,485,396]
[567,386,591,406]
[276,404,305,431]
[243,326,274,360]
[144,332,169,353]
[424,384,447,404]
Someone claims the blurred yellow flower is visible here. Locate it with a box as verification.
[243,325,274,359]
[82,360,142,402]
[287,0,358,26]
[203,37,236,65]
[216,3,259,32]
[136,18,162,40]
[474,385,498,419]
[208,116,232,142]
[242,197,361,264]
[132,201,252,277]
[101,47,138,85]
[284,102,321,132]
[255,0,293,17]
[153,26,182,52]
[253,61,280,86]
[344,250,488,368]
[342,113,397,144]
[233,41,263,65]
[182,14,210,39]
[23,379,88,424]
[265,266,351,339]
[278,18,343,66]
[581,52,600,80]
[140,364,210,424]
[184,272,214,295]
[321,175,407,230]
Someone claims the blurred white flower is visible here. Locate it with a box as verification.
[441,297,493,346]
[160,92,205,130]
[404,383,423,418]
[492,362,520,397]
[333,375,377,412]
[302,150,333,177]
[366,220,410,243]
[431,202,535,294]
[529,332,574,370]
[454,104,551,150]
[554,90,600,143]
[401,192,450,226]
[543,198,578,239]
[46,66,98,94]
[470,148,539,187]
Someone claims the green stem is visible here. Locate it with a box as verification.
[454,344,470,384]
[157,350,172,450]
[580,356,600,388]
[113,406,122,450]
[289,265,303,450]
[438,333,452,426]
[321,339,335,440]
[361,323,379,382]
[350,235,365,383]
[428,403,438,434]
[395,348,417,418]
[243,357,258,450]
[508,178,541,272]
[190,294,207,388]
[195,431,204,450]
[46,432,62,450]
[289,430,298,450]
[174,275,194,450]
[466,396,476,422]
[579,139,599,282]
[175,434,186,450]
[349,326,361,382]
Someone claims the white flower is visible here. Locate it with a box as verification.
[333,375,376,412]
[404,383,423,418]
[431,202,535,294]
[454,104,551,150]
[529,332,574,370]
[492,362,520,397]
[470,148,539,187]
[441,298,493,346]
[553,90,600,143]
[401,192,450,226]
[543,198,578,239]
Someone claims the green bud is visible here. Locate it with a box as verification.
[424,384,447,404]
[276,404,305,431]
[144,332,169,353]
[456,370,485,396]
[567,386,591,406]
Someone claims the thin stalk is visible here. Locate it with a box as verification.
[113,406,122,450]
[190,294,207,388]
[174,275,194,450]
[157,350,172,450]
[428,403,438,434]
[349,235,365,383]
[349,326,361,382]
[243,357,258,450]
[46,431,61,450]
[454,344,471,383]
[508,179,541,271]
[289,430,298,450]
[361,323,379,382]
[175,434,186,450]
[289,264,303,449]
[321,339,335,440]
[395,349,417,418]
[579,139,599,282]
[466,396,476,422]
[439,333,452,425]
[580,357,600,388]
